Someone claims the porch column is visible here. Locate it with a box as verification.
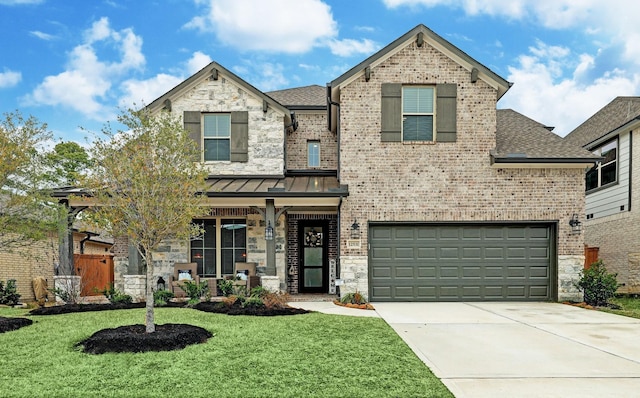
[266,199,276,276]
[58,202,83,276]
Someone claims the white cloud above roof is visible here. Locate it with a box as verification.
[0,69,21,88]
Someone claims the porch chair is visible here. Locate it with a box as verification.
[169,262,200,298]
[232,262,261,293]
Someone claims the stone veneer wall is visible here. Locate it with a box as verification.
[337,39,585,302]
[285,111,337,170]
[286,213,338,294]
[168,74,285,176]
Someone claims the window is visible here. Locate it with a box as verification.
[308,141,320,167]
[586,138,618,191]
[203,114,230,161]
[402,87,434,141]
[190,218,246,277]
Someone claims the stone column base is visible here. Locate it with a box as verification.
[124,275,146,303]
[53,276,82,304]
[260,276,280,293]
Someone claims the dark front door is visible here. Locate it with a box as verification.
[299,221,328,293]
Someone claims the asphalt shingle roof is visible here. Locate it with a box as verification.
[564,97,640,148]
[266,85,326,108]
[495,109,599,161]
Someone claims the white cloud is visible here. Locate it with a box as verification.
[30,30,55,40]
[232,60,288,91]
[327,38,380,57]
[499,42,640,136]
[186,51,212,75]
[119,74,183,109]
[22,17,145,120]
[0,0,43,4]
[0,69,21,88]
[186,0,338,53]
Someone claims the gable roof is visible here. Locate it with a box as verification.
[266,85,326,109]
[493,109,599,166]
[329,24,511,99]
[564,97,640,149]
[146,61,291,121]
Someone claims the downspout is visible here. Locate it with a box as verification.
[79,233,91,255]
[327,97,341,180]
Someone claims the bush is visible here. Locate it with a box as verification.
[0,279,21,306]
[101,284,133,304]
[340,291,367,305]
[243,295,265,308]
[576,260,619,306]
[217,279,234,297]
[181,280,208,301]
[153,289,175,307]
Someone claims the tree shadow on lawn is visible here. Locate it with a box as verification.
[28,301,310,354]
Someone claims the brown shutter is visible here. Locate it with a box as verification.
[381,83,402,142]
[230,111,249,162]
[436,84,457,142]
[183,111,202,161]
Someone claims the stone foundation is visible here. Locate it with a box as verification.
[338,256,368,300]
[124,275,146,303]
[260,276,280,293]
[557,255,584,302]
[53,276,81,303]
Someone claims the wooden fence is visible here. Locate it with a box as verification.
[584,245,599,269]
[73,254,114,296]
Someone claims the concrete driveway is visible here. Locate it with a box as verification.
[373,302,640,398]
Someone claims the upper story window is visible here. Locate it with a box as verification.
[183,111,249,163]
[402,87,434,141]
[204,114,231,161]
[381,83,457,143]
[586,138,618,191]
[308,141,320,167]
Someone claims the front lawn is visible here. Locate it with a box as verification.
[602,296,640,319]
[0,307,452,398]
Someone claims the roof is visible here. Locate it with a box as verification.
[493,109,600,165]
[330,24,511,99]
[146,61,291,121]
[266,85,326,109]
[205,174,347,197]
[564,97,640,149]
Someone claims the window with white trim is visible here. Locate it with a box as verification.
[203,114,230,161]
[308,141,320,167]
[586,138,617,191]
[402,87,435,141]
[190,218,246,277]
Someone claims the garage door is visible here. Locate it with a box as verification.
[369,224,553,301]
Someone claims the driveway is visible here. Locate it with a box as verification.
[373,302,640,398]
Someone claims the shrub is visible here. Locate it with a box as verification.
[340,291,367,305]
[576,260,619,306]
[101,284,133,304]
[217,279,234,297]
[153,289,175,307]
[181,280,208,301]
[250,285,269,298]
[261,291,290,309]
[243,295,265,308]
[0,279,21,306]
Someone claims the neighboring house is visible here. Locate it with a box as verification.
[57,24,597,302]
[0,230,112,302]
[564,97,640,293]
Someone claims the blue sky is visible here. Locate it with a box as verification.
[1,0,639,143]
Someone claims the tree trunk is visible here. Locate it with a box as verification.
[145,251,155,333]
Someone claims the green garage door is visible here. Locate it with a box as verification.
[369,224,553,301]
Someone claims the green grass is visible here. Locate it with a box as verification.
[0,307,453,398]
[603,296,640,319]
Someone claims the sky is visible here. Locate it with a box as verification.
[2,0,640,144]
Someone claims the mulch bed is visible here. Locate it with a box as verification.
[77,323,213,354]
[194,301,310,316]
[28,302,188,316]
[0,316,33,333]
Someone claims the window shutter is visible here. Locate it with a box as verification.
[184,111,202,161]
[230,111,249,162]
[381,83,402,142]
[436,84,457,142]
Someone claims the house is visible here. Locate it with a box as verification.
[57,24,597,302]
[564,97,640,293]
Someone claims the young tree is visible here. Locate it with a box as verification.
[0,111,59,249]
[47,141,92,186]
[81,109,208,333]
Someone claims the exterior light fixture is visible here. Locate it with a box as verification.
[265,221,274,241]
[157,276,166,291]
[350,219,361,239]
[569,214,582,234]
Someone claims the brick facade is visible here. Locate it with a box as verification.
[286,111,337,170]
[337,39,585,301]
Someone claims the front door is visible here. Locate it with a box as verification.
[299,221,328,293]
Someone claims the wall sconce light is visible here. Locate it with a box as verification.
[157,276,166,291]
[569,214,582,234]
[265,221,274,241]
[350,219,360,239]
